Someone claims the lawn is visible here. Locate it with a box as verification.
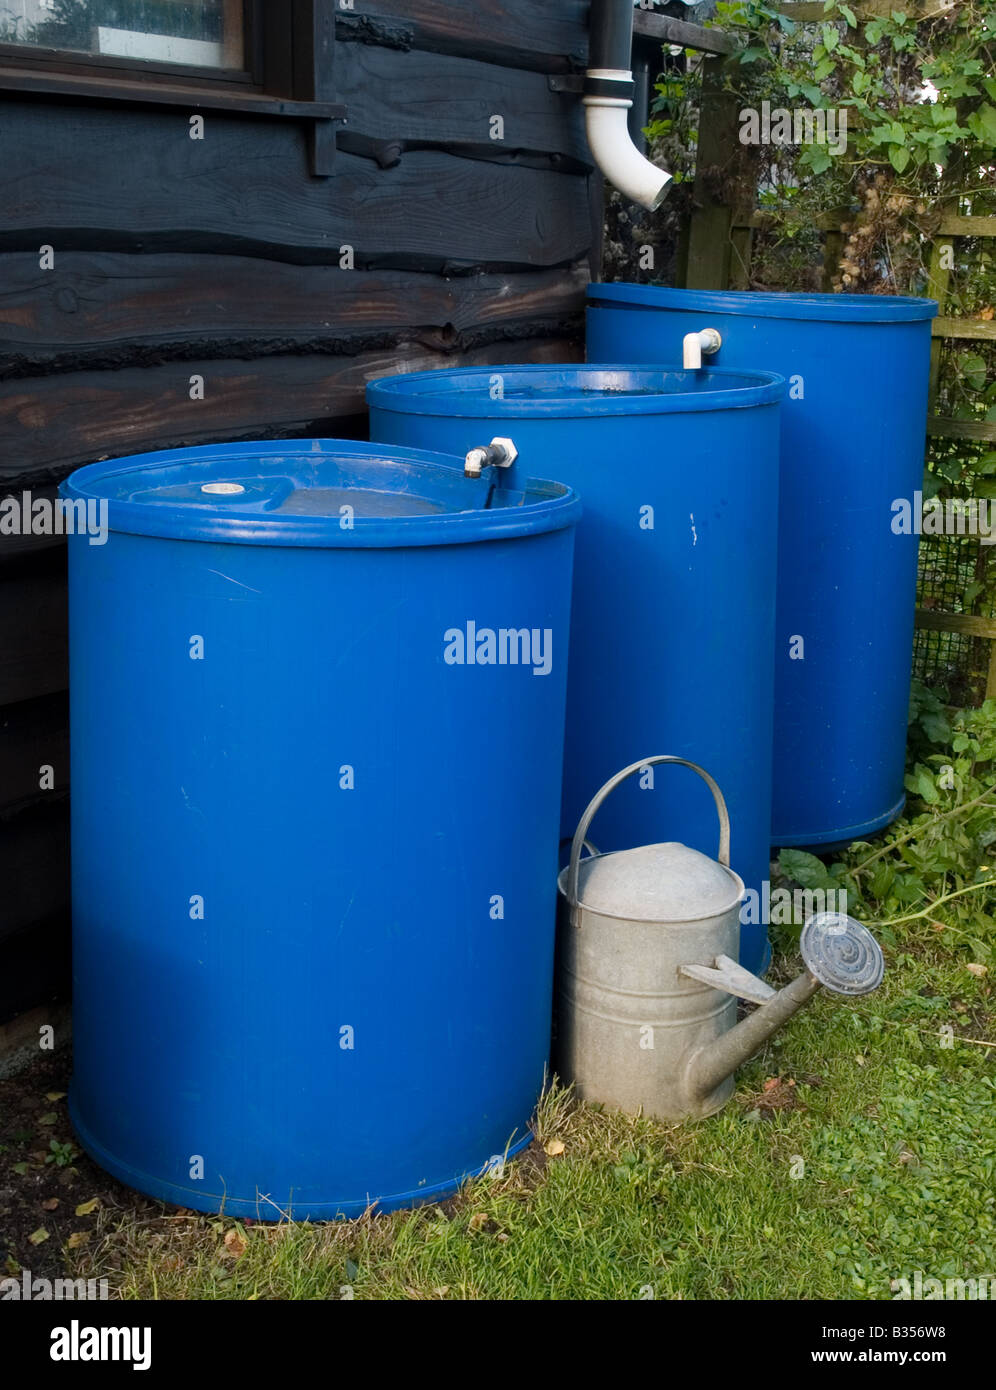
[4,688,995,1302]
[5,936,984,1301]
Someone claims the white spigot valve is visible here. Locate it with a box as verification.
[683,328,723,370]
[464,437,518,479]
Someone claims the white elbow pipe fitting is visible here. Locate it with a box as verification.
[683,328,723,370]
[583,70,672,212]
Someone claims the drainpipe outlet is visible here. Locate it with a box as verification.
[583,1,672,211]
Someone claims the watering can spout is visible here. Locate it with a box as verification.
[678,913,885,1111]
[681,969,822,1103]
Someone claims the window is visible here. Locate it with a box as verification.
[0,1,345,176]
[0,0,245,72]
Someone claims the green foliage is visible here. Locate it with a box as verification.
[778,680,996,962]
[717,0,994,177]
[646,66,702,189]
[810,1059,996,1293]
[44,1139,78,1168]
[695,0,994,297]
[779,848,842,890]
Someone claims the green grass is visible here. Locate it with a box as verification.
[71,940,995,1301]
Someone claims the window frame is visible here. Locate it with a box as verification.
[0,0,345,172]
[0,1,256,88]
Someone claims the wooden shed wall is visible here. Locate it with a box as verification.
[0,0,597,1023]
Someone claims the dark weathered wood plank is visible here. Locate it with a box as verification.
[295,0,338,102]
[0,566,68,706]
[0,915,71,1024]
[0,102,590,269]
[0,62,346,118]
[0,337,582,487]
[0,485,65,561]
[340,1,589,72]
[0,693,69,816]
[0,804,70,954]
[0,255,589,376]
[336,42,589,166]
[633,10,737,56]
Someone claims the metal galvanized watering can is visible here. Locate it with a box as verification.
[555,756,885,1121]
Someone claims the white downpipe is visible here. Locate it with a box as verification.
[583,69,672,212]
[683,328,723,370]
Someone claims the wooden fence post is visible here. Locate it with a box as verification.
[685,55,739,290]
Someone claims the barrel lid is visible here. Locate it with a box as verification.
[367,363,784,418]
[60,439,580,548]
[586,283,939,323]
[567,842,744,923]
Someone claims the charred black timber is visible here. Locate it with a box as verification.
[0,803,70,958]
[0,256,588,379]
[0,555,68,706]
[0,338,581,489]
[0,103,590,269]
[335,42,589,166]
[337,2,589,73]
[0,912,70,1020]
[0,694,69,818]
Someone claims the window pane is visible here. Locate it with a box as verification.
[0,1,245,70]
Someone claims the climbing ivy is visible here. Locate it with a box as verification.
[715,0,995,188]
[646,1,996,293]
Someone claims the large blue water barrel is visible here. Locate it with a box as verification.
[62,439,579,1219]
[368,366,784,975]
[587,288,937,848]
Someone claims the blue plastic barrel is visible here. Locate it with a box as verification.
[62,439,579,1219]
[587,288,937,848]
[368,366,784,975]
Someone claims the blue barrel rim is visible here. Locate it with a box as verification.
[60,438,581,549]
[366,363,785,418]
[587,283,939,323]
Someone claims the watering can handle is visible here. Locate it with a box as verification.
[566,755,731,927]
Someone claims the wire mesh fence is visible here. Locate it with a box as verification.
[914,436,996,705]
